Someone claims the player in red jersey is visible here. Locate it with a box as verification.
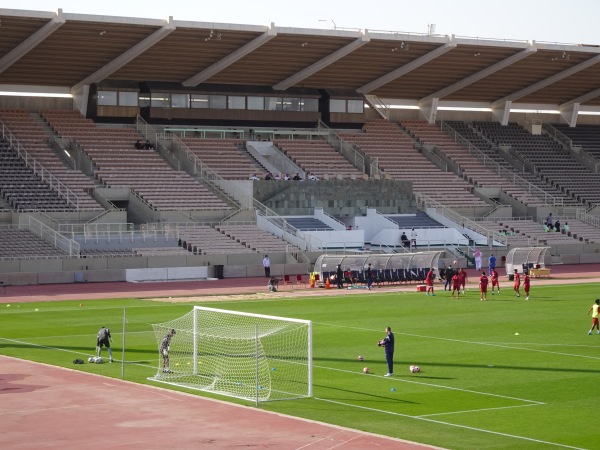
[513,269,521,297]
[490,268,500,295]
[479,271,489,301]
[451,272,461,298]
[425,267,436,296]
[458,268,467,294]
[523,273,531,300]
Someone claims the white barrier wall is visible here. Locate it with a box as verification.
[125,266,209,282]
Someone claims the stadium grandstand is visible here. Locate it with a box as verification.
[1,7,600,285]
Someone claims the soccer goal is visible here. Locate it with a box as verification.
[149,306,312,404]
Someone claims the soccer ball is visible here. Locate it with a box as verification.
[357,355,364,361]
[410,365,420,373]
[363,367,370,373]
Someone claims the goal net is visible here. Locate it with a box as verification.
[149,306,312,403]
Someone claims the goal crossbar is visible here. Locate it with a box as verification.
[149,306,312,404]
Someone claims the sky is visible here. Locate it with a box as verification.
[11,0,600,46]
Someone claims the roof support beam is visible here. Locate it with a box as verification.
[71,16,176,92]
[561,87,600,109]
[184,26,277,87]
[492,54,600,108]
[492,100,512,125]
[357,37,457,94]
[419,98,439,124]
[559,102,579,127]
[419,43,536,104]
[0,9,66,75]
[273,31,370,91]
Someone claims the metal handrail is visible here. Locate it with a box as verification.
[0,121,81,209]
[440,121,564,207]
[415,193,508,247]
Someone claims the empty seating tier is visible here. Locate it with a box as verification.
[216,224,302,254]
[274,139,363,180]
[340,119,489,208]
[41,110,231,212]
[0,229,69,259]
[181,137,266,180]
[0,109,103,210]
[474,122,600,206]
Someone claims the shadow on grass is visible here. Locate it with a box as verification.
[313,383,418,404]
[407,361,600,374]
[314,356,600,375]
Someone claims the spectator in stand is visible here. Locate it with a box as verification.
[546,213,553,227]
[410,228,417,250]
[265,173,273,180]
[144,140,154,150]
[564,222,570,233]
[283,173,291,180]
[400,231,409,248]
[273,173,281,180]
[134,139,144,149]
[292,173,302,180]
[249,173,260,180]
[307,172,318,181]
[554,220,561,233]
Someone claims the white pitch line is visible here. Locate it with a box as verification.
[313,364,544,405]
[416,402,541,418]
[316,398,585,450]
[315,322,600,361]
[0,337,157,371]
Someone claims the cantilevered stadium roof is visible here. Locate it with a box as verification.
[1,8,600,114]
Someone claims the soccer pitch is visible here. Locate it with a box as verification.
[1,282,599,450]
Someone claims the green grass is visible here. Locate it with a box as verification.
[1,283,599,449]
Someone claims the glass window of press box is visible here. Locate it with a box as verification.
[96,91,323,112]
[151,93,170,108]
[330,99,364,113]
[98,91,140,106]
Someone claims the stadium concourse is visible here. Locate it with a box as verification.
[1,265,599,449]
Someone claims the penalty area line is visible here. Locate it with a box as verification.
[416,402,541,418]
[313,364,544,405]
[315,398,585,450]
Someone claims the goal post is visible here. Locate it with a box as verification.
[148,306,312,403]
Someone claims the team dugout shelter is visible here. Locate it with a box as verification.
[314,251,443,285]
[505,247,551,276]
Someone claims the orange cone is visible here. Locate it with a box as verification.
[325,277,331,289]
